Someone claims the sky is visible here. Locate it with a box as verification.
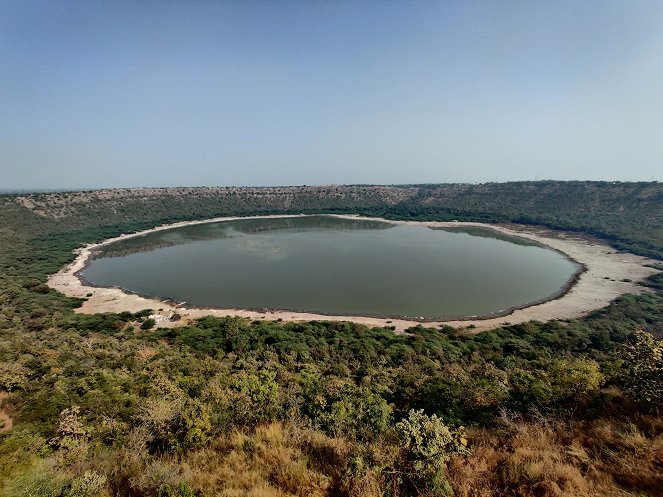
[1,0,663,190]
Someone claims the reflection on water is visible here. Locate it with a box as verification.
[84,216,580,320]
[95,216,394,259]
[430,226,542,247]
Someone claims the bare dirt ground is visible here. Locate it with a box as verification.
[47,214,661,333]
[0,392,13,433]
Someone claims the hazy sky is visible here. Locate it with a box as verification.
[1,0,662,189]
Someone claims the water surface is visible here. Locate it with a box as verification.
[83,216,579,319]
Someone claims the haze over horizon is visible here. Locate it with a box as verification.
[2,0,663,190]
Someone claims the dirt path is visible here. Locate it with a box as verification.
[47,214,660,333]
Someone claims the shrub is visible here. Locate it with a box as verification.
[0,361,29,391]
[133,309,153,319]
[396,409,470,468]
[68,470,108,497]
[617,330,663,405]
[140,318,156,330]
[230,370,280,425]
[50,406,90,465]
[131,460,183,494]
[396,409,470,496]
[547,357,604,406]
[138,396,211,453]
[317,384,391,441]
[157,482,195,497]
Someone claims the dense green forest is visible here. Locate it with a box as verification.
[1,182,662,497]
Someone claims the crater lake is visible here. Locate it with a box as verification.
[82,216,580,320]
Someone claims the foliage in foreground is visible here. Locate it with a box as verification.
[2,278,662,496]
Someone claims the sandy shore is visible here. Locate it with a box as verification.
[47,214,661,333]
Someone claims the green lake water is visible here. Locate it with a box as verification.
[82,216,580,319]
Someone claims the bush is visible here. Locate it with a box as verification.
[68,470,108,497]
[138,396,212,453]
[396,409,470,496]
[157,482,195,497]
[0,361,28,391]
[317,384,392,441]
[396,409,470,467]
[617,330,663,405]
[140,318,156,330]
[130,460,183,494]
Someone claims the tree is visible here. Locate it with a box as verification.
[140,318,156,330]
[396,409,469,468]
[617,330,663,405]
[547,357,604,410]
[318,384,391,441]
[396,409,469,496]
[50,406,90,464]
[231,370,281,424]
[0,361,28,391]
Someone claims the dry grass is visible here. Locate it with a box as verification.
[174,422,400,497]
[447,415,663,497]
[88,422,394,497]
[182,423,340,497]
[189,418,658,497]
[58,417,663,497]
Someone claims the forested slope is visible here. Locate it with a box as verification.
[0,182,662,497]
[390,182,663,259]
[9,181,663,259]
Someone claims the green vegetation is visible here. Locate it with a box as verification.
[7,181,663,260]
[0,182,662,496]
[387,182,663,260]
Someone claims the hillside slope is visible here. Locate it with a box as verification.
[6,181,663,259]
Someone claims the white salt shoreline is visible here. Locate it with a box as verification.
[47,214,661,333]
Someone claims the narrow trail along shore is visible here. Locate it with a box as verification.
[47,214,661,333]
